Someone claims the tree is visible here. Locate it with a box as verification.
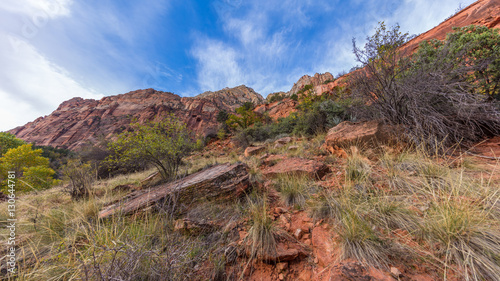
[106,115,193,181]
[0,144,58,192]
[226,102,261,130]
[0,132,25,156]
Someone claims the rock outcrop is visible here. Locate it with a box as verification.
[287,72,335,97]
[98,162,250,219]
[324,120,396,150]
[9,86,263,150]
[261,157,329,179]
[401,0,500,54]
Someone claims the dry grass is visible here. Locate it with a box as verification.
[273,174,312,208]
[244,196,277,260]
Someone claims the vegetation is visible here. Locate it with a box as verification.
[106,115,193,182]
[4,21,500,281]
[61,159,96,200]
[0,132,25,156]
[0,143,59,192]
[352,22,500,150]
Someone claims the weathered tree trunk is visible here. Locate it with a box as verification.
[99,162,250,219]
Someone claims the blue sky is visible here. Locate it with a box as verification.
[0,0,474,131]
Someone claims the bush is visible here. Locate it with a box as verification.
[61,160,96,200]
[0,143,58,192]
[0,132,25,156]
[106,115,194,182]
[351,22,500,150]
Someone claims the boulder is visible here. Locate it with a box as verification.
[312,226,335,267]
[275,137,292,145]
[325,120,396,150]
[174,218,218,235]
[244,145,266,157]
[262,157,329,179]
[246,242,308,263]
[99,162,250,218]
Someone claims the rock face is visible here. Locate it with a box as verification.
[9,86,263,150]
[401,0,500,54]
[253,99,298,121]
[244,146,266,157]
[98,162,250,219]
[325,120,396,150]
[262,157,329,179]
[287,72,335,97]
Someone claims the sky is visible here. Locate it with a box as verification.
[0,0,475,131]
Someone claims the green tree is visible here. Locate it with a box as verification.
[0,132,25,156]
[226,102,261,130]
[106,115,193,181]
[0,143,58,192]
[415,25,500,99]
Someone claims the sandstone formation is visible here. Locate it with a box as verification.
[253,99,298,121]
[98,162,250,219]
[401,0,500,54]
[244,146,266,157]
[324,120,396,150]
[262,157,329,179]
[287,72,335,97]
[9,86,263,150]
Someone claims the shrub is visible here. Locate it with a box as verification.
[351,22,500,151]
[274,174,310,208]
[61,160,96,200]
[0,143,58,192]
[106,115,193,182]
[0,132,25,156]
[245,197,277,261]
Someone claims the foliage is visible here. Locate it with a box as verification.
[234,98,353,145]
[0,143,58,192]
[266,92,285,103]
[106,115,193,182]
[61,159,96,200]
[216,109,229,123]
[0,132,25,156]
[226,102,262,130]
[351,22,500,150]
[33,144,74,177]
[415,25,500,99]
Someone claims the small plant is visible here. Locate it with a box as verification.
[274,174,310,208]
[337,210,389,268]
[62,159,96,200]
[423,199,500,280]
[345,149,371,183]
[245,197,277,260]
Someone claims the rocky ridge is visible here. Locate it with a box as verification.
[9,86,263,150]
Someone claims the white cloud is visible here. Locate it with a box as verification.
[191,39,245,92]
[0,33,102,131]
[0,0,72,18]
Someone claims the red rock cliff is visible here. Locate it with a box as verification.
[9,86,263,150]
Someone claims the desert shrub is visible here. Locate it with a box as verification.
[33,145,74,177]
[416,25,500,100]
[0,132,25,156]
[0,143,59,192]
[61,159,96,200]
[351,22,500,151]
[106,115,193,182]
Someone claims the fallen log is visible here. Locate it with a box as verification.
[99,162,250,219]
